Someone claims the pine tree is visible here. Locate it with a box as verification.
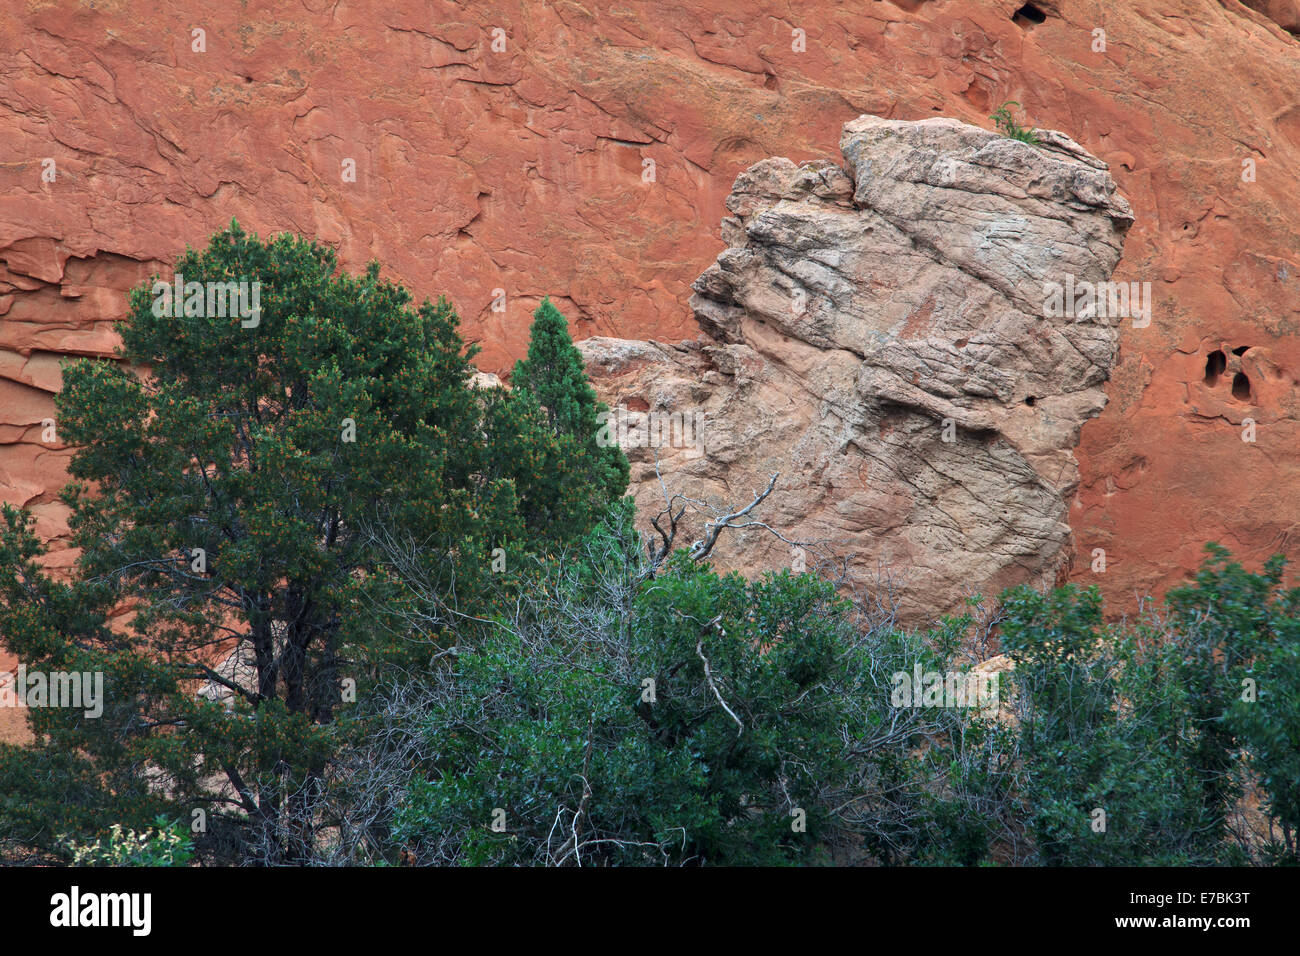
[507,298,629,538]
[513,298,603,435]
[0,224,605,863]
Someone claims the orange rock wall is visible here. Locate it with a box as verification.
[2,0,1298,629]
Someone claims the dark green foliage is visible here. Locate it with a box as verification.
[0,224,625,864]
[392,544,868,865]
[1167,546,1300,861]
[507,299,629,537]
[999,546,1300,865]
[1000,585,1227,865]
[389,521,987,867]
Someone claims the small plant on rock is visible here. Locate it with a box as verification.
[991,101,1041,145]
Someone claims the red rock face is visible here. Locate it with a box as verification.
[1,0,1299,638]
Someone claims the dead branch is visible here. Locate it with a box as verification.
[696,615,743,737]
[687,473,780,563]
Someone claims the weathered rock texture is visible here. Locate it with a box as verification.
[585,115,1134,621]
[1,0,1299,637]
[1243,0,1300,33]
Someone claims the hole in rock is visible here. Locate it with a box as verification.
[1024,396,1037,407]
[1232,372,1251,401]
[1204,349,1226,385]
[1013,4,1048,26]
[1233,346,1250,356]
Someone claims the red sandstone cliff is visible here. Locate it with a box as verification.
[2,0,1298,635]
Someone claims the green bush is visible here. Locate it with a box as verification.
[63,817,194,867]
[998,545,1300,865]
[390,525,979,866]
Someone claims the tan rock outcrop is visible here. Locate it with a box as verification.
[585,115,1133,622]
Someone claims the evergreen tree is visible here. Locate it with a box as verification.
[511,298,602,435]
[0,224,615,863]
[506,298,629,538]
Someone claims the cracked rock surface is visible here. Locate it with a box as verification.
[585,116,1134,622]
[3,0,1300,643]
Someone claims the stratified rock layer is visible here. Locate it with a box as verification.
[585,115,1133,621]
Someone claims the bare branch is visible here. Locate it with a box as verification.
[695,616,743,737]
